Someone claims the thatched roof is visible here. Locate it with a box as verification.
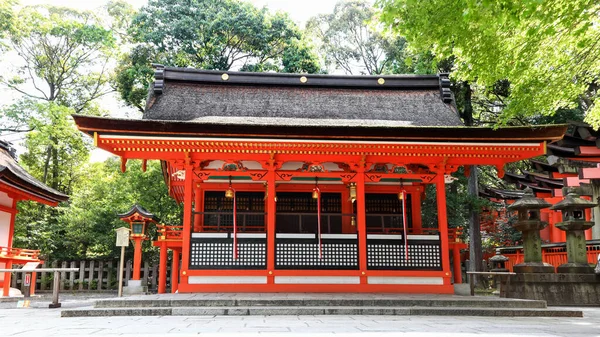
[143,65,462,127]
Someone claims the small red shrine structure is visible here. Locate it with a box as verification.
[73,66,566,293]
[0,140,69,296]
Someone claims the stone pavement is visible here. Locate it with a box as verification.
[0,294,599,336]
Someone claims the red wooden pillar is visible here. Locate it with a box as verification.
[180,160,194,289]
[30,271,37,296]
[266,169,276,283]
[356,169,367,283]
[411,187,423,234]
[171,249,180,293]
[452,247,462,284]
[585,208,593,240]
[194,183,202,232]
[132,237,143,280]
[2,261,12,297]
[2,198,17,297]
[341,186,352,234]
[158,243,167,294]
[540,211,550,242]
[551,211,563,242]
[436,173,452,284]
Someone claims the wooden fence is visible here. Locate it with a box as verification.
[502,244,600,272]
[9,260,171,293]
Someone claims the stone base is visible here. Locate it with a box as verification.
[556,263,595,274]
[513,262,555,274]
[123,280,147,295]
[501,273,600,306]
[453,283,470,296]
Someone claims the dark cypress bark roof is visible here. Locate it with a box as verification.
[144,65,462,127]
[0,140,69,205]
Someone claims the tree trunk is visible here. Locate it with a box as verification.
[42,145,52,184]
[468,166,483,278]
[462,82,484,285]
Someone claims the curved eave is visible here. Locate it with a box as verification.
[0,170,69,205]
[118,204,160,222]
[73,115,567,143]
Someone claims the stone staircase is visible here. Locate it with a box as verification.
[60,293,584,318]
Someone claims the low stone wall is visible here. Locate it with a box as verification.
[501,273,600,306]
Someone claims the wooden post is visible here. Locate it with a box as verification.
[106,261,113,290]
[436,172,452,284]
[69,261,75,290]
[194,183,202,232]
[158,244,167,293]
[180,160,194,289]
[132,238,143,280]
[356,167,367,282]
[2,261,11,296]
[453,247,462,283]
[30,271,37,296]
[171,249,180,293]
[88,260,94,290]
[118,246,125,297]
[60,261,67,290]
[49,270,61,308]
[78,261,85,290]
[267,169,276,281]
[97,260,104,290]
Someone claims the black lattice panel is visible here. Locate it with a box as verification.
[190,238,266,270]
[367,240,442,270]
[275,239,358,270]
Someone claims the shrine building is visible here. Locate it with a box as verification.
[0,140,69,296]
[73,66,566,294]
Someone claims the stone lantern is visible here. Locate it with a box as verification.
[489,248,509,272]
[507,188,554,273]
[550,187,597,274]
[118,204,159,294]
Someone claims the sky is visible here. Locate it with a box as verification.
[20,0,341,26]
[6,0,350,162]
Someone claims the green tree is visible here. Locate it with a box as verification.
[378,0,600,127]
[307,0,430,75]
[118,0,321,111]
[1,5,116,113]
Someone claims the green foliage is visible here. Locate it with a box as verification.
[1,4,116,114]
[60,158,181,260]
[307,0,427,75]
[378,0,600,127]
[117,0,322,110]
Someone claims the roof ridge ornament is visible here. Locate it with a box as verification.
[153,63,165,95]
[0,140,17,160]
[438,73,453,104]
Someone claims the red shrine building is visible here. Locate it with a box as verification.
[74,66,565,294]
[0,140,69,296]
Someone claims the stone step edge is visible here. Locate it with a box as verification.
[61,306,583,318]
[94,299,547,309]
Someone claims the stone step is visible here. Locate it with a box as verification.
[61,306,583,318]
[94,298,548,309]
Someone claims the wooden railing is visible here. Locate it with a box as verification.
[156,224,184,241]
[0,246,40,261]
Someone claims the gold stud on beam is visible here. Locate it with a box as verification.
[377,78,385,85]
[300,76,307,83]
[221,73,229,81]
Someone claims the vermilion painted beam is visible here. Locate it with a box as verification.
[564,177,590,187]
[575,146,600,156]
[579,166,600,179]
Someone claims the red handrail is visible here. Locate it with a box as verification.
[0,246,40,261]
